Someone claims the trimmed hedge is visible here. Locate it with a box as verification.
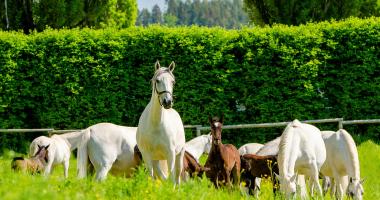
[1,17,380,152]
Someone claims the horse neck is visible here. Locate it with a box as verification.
[279,126,296,177]
[340,130,361,179]
[59,131,83,150]
[147,91,165,124]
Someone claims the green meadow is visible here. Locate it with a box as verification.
[0,140,379,200]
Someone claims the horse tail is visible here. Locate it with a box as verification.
[77,128,91,178]
[339,129,360,178]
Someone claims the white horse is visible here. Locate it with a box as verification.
[30,130,83,178]
[136,61,185,185]
[238,143,264,156]
[77,123,140,181]
[184,133,212,162]
[256,136,281,156]
[320,129,364,200]
[277,119,326,199]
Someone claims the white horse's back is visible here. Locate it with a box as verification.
[238,143,264,155]
[256,136,281,156]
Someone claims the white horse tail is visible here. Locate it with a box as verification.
[77,128,91,178]
[339,129,360,178]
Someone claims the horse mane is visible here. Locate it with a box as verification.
[12,157,25,161]
[278,120,299,176]
[338,129,361,179]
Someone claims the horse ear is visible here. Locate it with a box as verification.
[168,61,175,72]
[208,114,213,125]
[220,113,224,124]
[155,60,161,70]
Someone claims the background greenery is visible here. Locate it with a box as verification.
[0,17,379,152]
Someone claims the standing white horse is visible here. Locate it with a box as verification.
[277,119,326,199]
[136,61,186,184]
[320,129,364,200]
[184,133,212,162]
[77,123,140,181]
[30,130,83,178]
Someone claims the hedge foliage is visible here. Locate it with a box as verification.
[1,17,379,151]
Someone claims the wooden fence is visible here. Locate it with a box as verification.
[1,118,380,136]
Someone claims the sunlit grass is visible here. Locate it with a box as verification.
[0,140,378,199]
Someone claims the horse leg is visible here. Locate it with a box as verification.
[153,160,168,180]
[174,148,185,185]
[310,163,323,198]
[165,150,176,184]
[63,159,69,178]
[44,159,54,177]
[297,175,308,200]
[334,175,346,200]
[95,164,112,181]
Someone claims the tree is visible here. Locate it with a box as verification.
[137,8,151,26]
[243,0,380,26]
[151,4,163,24]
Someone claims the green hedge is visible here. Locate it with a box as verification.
[1,17,380,152]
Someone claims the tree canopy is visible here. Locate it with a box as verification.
[0,0,138,34]
[243,0,380,26]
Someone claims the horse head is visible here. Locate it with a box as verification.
[152,61,176,109]
[208,114,224,145]
[34,144,50,164]
[276,173,297,198]
[347,177,364,200]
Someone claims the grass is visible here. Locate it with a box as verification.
[0,140,378,200]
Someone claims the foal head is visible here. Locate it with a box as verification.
[33,144,50,164]
[152,61,176,109]
[347,177,364,200]
[208,114,224,146]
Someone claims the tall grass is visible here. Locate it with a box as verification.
[0,140,378,199]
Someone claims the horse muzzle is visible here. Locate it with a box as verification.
[162,97,173,109]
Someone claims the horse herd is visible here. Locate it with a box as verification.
[10,62,364,200]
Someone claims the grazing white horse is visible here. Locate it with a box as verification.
[277,119,326,199]
[184,133,212,162]
[30,131,83,178]
[136,61,186,184]
[77,123,140,181]
[320,129,364,200]
[238,143,264,156]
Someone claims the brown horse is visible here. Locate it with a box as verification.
[240,153,279,195]
[11,145,49,174]
[204,115,240,188]
[182,151,210,179]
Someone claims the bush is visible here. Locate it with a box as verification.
[0,17,379,152]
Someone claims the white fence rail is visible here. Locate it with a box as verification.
[0,118,379,136]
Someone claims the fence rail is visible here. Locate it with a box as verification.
[0,118,379,136]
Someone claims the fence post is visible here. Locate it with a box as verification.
[338,118,344,129]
